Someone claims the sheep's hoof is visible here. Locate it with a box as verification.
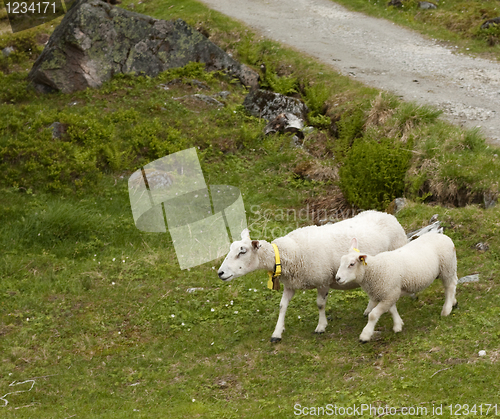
[453,301,459,309]
[359,339,369,344]
[270,337,281,343]
[314,331,325,335]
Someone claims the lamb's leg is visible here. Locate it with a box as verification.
[271,287,295,342]
[441,274,458,316]
[359,300,394,343]
[389,304,404,333]
[314,287,329,334]
[363,298,377,316]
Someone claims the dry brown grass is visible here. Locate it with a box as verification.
[364,92,395,129]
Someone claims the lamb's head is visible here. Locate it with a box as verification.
[218,228,261,281]
[335,238,368,286]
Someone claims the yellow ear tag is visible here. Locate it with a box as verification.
[353,248,360,253]
[360,256,367,266]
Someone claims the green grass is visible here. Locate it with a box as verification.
[1,0,500,417]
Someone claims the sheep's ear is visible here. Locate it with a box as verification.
[251,240,261,250]
[350,238,358,249]
[241,228,250,240]
[359,255,368,266]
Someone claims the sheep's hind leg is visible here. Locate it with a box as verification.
[389,304,404,333]
[271,287,295,342]
[363,298,377,316]
[441,274,458,316]
[314,287,329,334]
[359,300,393,343]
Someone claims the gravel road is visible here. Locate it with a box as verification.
[200,0,500,147]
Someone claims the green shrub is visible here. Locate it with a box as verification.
[303,83,331,117]
[260,63,298,95]
[127,118,187,159]
[339,137,412,210]
[333,107,367,162]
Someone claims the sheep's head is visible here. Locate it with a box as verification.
[218,228,261,281]
[335,238,367,285]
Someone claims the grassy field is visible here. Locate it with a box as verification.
[1,0,500,417]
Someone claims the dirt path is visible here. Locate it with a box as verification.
[201,0,500,147]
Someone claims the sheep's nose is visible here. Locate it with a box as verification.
[218,270,224,279]
[335,276,341,283]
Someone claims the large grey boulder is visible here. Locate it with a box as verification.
[28,0,259,93]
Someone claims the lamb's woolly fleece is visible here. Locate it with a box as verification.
[336,232,458,342]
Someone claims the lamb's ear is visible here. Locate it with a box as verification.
[241,228,250,240]
[350,237,358,249]
[251,240,261,250]
[359,255,368,266]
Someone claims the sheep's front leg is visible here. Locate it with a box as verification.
[359,300,393,343]
[314,287,329,334]
[271,287,295,342]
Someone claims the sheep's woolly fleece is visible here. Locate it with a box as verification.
[218,210,408,341]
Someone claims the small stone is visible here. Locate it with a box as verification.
[457,274,479,284]
[264,112,304,137]
[418,1,437,9]
[475,242,489,252]
[49,122,65,139]
[483,191,497,209]
[2,46,15,57]
[478,350,486,357]
[481,17,500,30]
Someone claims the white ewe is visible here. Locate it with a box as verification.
[217,210,407,342]
[335,234,458,343]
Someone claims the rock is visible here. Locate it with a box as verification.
[387,0,403,7]
[429,214,439,223]
[483,191,497,209]
[407,220,443,240]
[2,46,15,57]
[172,92,226,107]
[191,94,224,107]
[386,197,407,215]
[418,1,437,9]
[264,112,304,137]
[217,91,231,100]
[475,242,489,252]
[457,274,479,284]
[481,17,500,30]
[49,121,65,139]
[243,89,309,122]
[28,0,259,93]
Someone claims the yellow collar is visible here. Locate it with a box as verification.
[267,243,281,290]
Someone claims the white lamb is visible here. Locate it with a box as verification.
[217,210,408,342]
[335,234,458,343]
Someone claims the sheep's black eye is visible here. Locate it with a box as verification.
[349,262,355,267]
